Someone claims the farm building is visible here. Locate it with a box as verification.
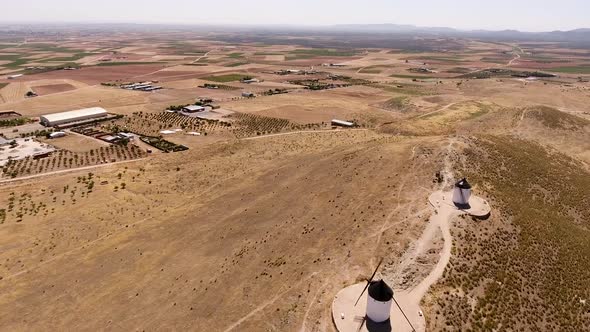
[118,132,135,140]
[182,105,206,113]
[40,107,108,127]
[48,131,66,139]
[331,119,355,127]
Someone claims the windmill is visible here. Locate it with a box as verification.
[452,178,472,209]
[353,258,416,332]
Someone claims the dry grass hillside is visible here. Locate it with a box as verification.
[424,135,590,331]
[0,131,442,331]
[513,106,590,164]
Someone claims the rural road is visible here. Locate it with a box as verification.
[508,52,521,66]
[192,50,213,64]
[507,45,523,66]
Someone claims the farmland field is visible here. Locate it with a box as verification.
[201,73,252,82]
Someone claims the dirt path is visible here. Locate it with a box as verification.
[299,281,328,332]
[385,138,459,331]
[517,108,528,127]
[507,45,523,67]
[508,52,521,66]
[192,50,213,64]
[382,138,492,332]
[223,272,319,332]
[408,192,456,299]
[416,102,458,119]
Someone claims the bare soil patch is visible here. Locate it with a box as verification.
[39,133,109,153]
[32,83,76,95]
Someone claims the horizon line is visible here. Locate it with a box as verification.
[0,21,588,34]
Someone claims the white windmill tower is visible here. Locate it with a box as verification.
[452,178,472,208]
[353,259,416,330]
[366,279,394,323]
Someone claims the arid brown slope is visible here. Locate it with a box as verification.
[514,106,590,164]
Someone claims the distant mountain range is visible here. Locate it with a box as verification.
[1,22,588,45]
[327,24,590,42]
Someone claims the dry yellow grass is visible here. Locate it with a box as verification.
[38,132,109,152]
[0,82,28,103]
[0,131,439,331]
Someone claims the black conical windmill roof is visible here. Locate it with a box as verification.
[368,279,394,302]
[455,178,471,190]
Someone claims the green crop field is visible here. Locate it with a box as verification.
[290,49,359,57]
[0,54,28,68]
[254,52,283,56]
[227,52,244,59]
[26,44,82,53]
[358,65,389,74]
[202,73,252,82]
[224,62,249,67]
[390,74,436,80]
[40,52,97,63]
[548,65,590,74]
[410,56,465,63]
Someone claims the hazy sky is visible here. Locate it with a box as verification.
[2,0,588,31]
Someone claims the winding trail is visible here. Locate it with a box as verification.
[223,272,319,332]
[508,52,521,67]
[416,102,458,119]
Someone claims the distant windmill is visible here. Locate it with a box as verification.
[452,178,472,209]
[353,258,416,331]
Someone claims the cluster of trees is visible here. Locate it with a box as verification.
[113,111,229,137]
[0,117,29,127]
[2,145,146,179]
[230,113,324,138]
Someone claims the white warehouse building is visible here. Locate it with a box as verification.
[40,107,108,127]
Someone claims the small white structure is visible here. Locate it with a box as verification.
[241,78,259,84]
[48,131,66,139]
[118,132,135,140]
[7,74,23,79]
[241,92,255,98]
[452,178,472,208]
[182,105,206,113]
[332,119,355,127]
[40,107,108,127]
[366,280,394,323]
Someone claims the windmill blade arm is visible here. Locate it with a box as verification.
[354,257,385,306]
[368,257,384,282]
[354,281,370,306]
